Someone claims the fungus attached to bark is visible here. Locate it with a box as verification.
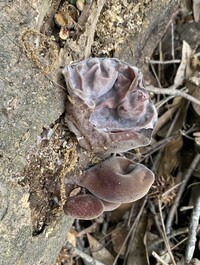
[62,58,157,220]
[74,157,155,204]
[63,194,104,220]
[63,57,157,154]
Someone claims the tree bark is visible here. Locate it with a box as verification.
[0,0,180,264]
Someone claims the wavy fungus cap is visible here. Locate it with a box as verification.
[74,156,155,204]
[63,58,157,154]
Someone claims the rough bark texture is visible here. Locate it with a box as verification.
[114,0,179,69]
[0,0,72,264]
[0,0,180,264]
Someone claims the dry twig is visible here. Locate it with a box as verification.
[152,251,169,265]
[152,105,179,137]
[146,85,200,106]
[166,153,200,234]
[158,199,176,265]
[112,197,147,265]
[147,59,181,65]
[185,193,200,263]
[66,241,106,265]
[148,227,189,254]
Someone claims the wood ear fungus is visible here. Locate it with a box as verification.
[63,58,157,154]
[63,194,104,220]
[62,58,157,219]
[74,157,155,204]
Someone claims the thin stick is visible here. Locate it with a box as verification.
[158,199,176,265]
[185,193,200,263]
[142,135,173,155]
[156,95,176,109]
[160,237,188,257]
[156,87,187,109]
[150,63,163,89]
[161,181,183,198]
[148,227,189,254]
[148,200,163,237]
[166,153,200,234]
[146,85,200,106]
[180,206,194,211]
[152,105,179,137]
[147,59,180,65]
[171,22,175,61]
[140,136,173,162]
[171,237,188,251]
[152,251,169,265]
[66,242,106,265]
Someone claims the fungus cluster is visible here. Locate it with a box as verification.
[63,157,155,219]
[62,58,157,219]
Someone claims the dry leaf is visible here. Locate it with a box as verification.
[174,41,193,87]
[111,226,129,255]
[153,97,187,138]
[145,231,160,256]
[157,134,183,177]
[191,258,200,265]
[127,214,148,265]
[67,228,77,247]
[188,72,200,116]
[87,234,115,265]
[193,0,200,22]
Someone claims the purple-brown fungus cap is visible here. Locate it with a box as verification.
[63,194,104,220]
[63,58,157,154]
[74,156,155,204]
